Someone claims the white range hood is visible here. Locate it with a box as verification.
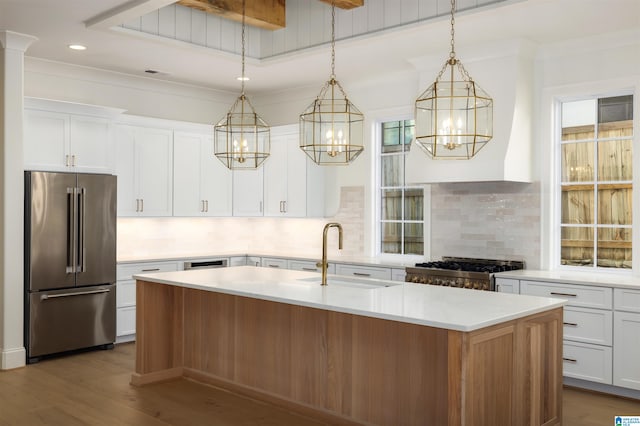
[406,40,536,184]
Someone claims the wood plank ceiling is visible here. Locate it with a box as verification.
[176,0,364,30]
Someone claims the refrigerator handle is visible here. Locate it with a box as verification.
[66,187,76,273]
[77,187,86,273]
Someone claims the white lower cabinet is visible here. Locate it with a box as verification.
[613,288,640,390]
[495,278,520,293]
[334,264,392,280]
[563,341,613,384]
[391,268,406,282]
[115,261,179,342]
[288,259,335,274]
[519,279,614,386]
[261,257,288,269]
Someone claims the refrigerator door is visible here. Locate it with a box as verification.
[25,171,77,291]
[75,173,116,286]
[28,284,116,359]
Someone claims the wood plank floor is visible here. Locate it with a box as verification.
[0,343,638,425]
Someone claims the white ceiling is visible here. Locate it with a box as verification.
[1,0,639,95]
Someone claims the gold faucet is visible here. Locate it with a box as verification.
[317,222,343,286]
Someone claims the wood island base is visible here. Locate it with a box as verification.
[132,280,563,426]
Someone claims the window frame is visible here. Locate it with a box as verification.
[554,91,635,273]
[374,116,429,262]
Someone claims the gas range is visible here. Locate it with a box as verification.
[405,257,525,291]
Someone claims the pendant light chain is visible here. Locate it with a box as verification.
[449,0,456,61]
[330,0,336,79]
[240,0,246,94]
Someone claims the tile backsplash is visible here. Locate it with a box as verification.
[429,181,541,269]
[117,186,365,261]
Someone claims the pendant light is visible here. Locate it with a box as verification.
[214,0,270,170]
[414,0,493,159]
[299,0,364,166]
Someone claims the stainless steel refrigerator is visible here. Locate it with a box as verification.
[24,171,117,363]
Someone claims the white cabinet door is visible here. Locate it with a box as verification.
[25,110,115,173]
[24,109,68,171]
[116,125,173,217]
[174,132,232,216]
[264,128,307,217]
[69,115,113,173]
[233,168,264,216]
[613,311,640,390]
[173,132,202,215]
[200,136,232,216]
[495,278,520,293]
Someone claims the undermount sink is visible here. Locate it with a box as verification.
[296,276,401,289]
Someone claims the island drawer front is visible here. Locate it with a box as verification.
[334,264,392,280]
[562,341,612,384]
[520,280,612,309]
[287,259,336,274]
[261,257,288,269]
[614,288,640,313]
[563,307,613,346]
[116,280,136,307]
[117,261,179,281]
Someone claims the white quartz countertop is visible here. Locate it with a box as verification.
[495,269,640,289]
[134,266,565,332]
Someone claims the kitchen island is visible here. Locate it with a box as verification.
[132,266,565,426]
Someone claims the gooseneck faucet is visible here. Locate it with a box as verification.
[317,222,343,286]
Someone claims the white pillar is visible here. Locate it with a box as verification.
[0,30,37,370]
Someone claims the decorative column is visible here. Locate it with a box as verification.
[0,30,37,370]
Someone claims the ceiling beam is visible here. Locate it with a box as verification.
[318,0,364,9]
[176,0,286,30]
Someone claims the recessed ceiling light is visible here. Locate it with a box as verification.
[237,76,250,81]
[68,44,87,51]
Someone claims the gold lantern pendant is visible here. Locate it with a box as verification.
[414,0,493,159]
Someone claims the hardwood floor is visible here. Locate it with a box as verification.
[0,343,638,425]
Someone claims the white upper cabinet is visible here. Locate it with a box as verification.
[24,99,122,174]
[116,125,173,217]
[264,126,307,217]
[232,168,264,216]
[174,132,232,216]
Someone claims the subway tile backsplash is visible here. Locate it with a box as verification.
[430,181,540,269]
[118,183,541,269]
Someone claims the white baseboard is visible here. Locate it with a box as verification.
[1,347,26,370]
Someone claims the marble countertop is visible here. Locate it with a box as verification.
[495,269,640,290]
[134,266,565,332]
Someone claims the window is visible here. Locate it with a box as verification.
[558,94,633,269]
[379,119,424,255]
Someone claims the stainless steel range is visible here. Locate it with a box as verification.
[405,257,525,291]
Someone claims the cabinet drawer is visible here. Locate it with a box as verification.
[520,280,612,309]
[288,259,336,274]
[261,257,288,269]
[563,307,612,346]
[116,306,136,337]
[562,341,612,384]
[116,280,136,308]
[116,261,179,281]
[614,288,640,313]
[334,264,392,280]
[392,268,406,282]
[495,278,520,294]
